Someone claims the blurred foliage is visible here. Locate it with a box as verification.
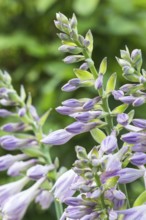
[1,0,146,219]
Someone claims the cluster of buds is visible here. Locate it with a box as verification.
[0,71,61,220]
[42,13,146,220]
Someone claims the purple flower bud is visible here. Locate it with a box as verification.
[80,62,88,70]
[62,99,84,107]
[0,99,16,106]
[0,177,29,206]
[0,135,37,150]
[35,190,53,210]
[27,164,54,180]
[2,177,45,220]
[120,84,136,92]
[53,169,78,202]
[117,168,144,183]
[56,106,82,115]
[133,119,146,129]
[61,78,80,92]
[29,105,39,121]
[1,122,26,132]
[7,159,37,176]
[83,97,101,110]
[65,121,97,134]
[63,55,84,64]
[70,111,102,123]
[101,135,118,154]
[133,97,145,106]
[95,74,103,90]
[0,154,28,171]
[0,109,13,117]
[117,113,129,126]
[119,96,136,104]
[42,129,75,145]
[112,90,124,100]
[130,152,146,166]
[121,132,145,144]
[117,205,146,219]
[132,144,146,152]
[18,107,26,117]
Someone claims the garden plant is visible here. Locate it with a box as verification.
[0,12,146,220]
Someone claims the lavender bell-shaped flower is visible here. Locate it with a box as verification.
[42,129,75,145]
[53,169,78,202]
[0,154,27,171]
[121,132,146,144]
[35,190,53,210]
[65,121,97,134]
[0,135,38,150]
[132,118,146,129]
[117,113,129,126]
[7,159,37,176]
[0,177,29,206]
[117,205,146,220]
[117,168,144,184]
[101,134,118,154]
[1,122,27,133]
[27,164,54,180]
[1,177,45,220]
[130,152,146,166]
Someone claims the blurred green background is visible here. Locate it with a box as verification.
[1,0,146,219]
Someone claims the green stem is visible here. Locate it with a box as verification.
[94,174,106,209]
[83,48,114,134]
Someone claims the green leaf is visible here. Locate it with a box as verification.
[39,109,52,126]
[112,104,128,114]
[106,72,117,94]
[74,68,94,80]
[90,127,106,144]
[99,57,107,75]
[20,85,26,102]
[128,110,135,123]
[133,191,146,207]
[104,176,119,189]
[85,30,93,54]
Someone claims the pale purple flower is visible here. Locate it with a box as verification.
[7,159,37,176]
[1,177,45,220]
[35,190,53,210]
[62,99,84,107]
[132,144,146,152]
[119,96,136,104]
[83,97,101,110]
[56,106,83,115]
[65,121,97,134]
[117,205,146,220]
[101,135,118,154]
[133,97,145,106]
[70,111,102,123]
[112,90,124,100]
[62,78,80,92]
[0,177,29,206]
[105,189,126,210]
[95,74,103,89]
[0,135,37,150]
[122,132,145,144]
[29,105,39,121]
[117,168,144,184]
[130,152,146,166]
[53,169,78,202]
[42,129,75,145]
[1,122,26,132]
[117,113,129,126]
[0,154,27,171]
[27,164,54,180]
[132,119,146,129]
[0,109,13,118]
